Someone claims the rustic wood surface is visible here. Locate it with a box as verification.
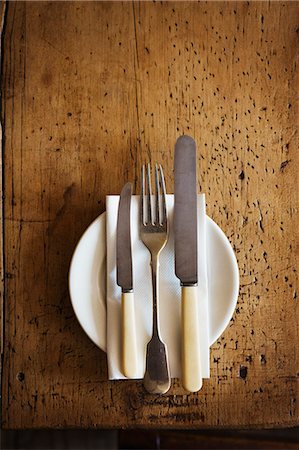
[1,1,298,429]
[0,0,6,398]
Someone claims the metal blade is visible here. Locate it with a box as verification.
[174,135,198,285]
[116,182,133,292]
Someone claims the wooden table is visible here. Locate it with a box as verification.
[1,1,298,429]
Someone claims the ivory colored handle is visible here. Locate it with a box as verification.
[122,292,138,378]
[182,286,202,392]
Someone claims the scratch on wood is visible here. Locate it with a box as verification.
[132,11,141,149]
[47,183,75,236]
[256,199,264,232]
[280,159,291,172]
[132,1,143,191]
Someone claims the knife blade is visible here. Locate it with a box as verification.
[174,135,202,392]
[116,182,138,378]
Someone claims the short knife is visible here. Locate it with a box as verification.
[174,135,202,392]
[116,182,138,378]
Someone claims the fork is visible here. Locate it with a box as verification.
[140,163,171,394]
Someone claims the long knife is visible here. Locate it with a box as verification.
[116,182,138,378]
[174,135,202,392]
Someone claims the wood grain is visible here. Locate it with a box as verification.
[1,1,298,429]
[0,0,6,411]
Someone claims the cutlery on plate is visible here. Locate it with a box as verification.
[140,164,171,394]
[116,182,138,378]
[174,135,202,392]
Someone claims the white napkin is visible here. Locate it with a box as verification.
[106,194,209,380]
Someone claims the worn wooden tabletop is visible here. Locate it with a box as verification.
[1,1,298,429]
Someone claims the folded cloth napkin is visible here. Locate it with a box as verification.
[106,194,209,380]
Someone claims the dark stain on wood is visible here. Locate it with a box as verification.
[239,366,248,380]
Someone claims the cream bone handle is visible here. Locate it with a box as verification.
[121,291,138,378]
[181,285,203,392]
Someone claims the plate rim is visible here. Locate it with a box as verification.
[207,216,239,343]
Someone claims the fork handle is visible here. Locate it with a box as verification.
[122,292,138,378]
[181,286,202,392]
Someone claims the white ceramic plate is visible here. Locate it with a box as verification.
[69,213,239,352]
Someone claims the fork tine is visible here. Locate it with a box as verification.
[147,163,153,224]
[141,165,145,225]
[159,164,167,225]
[155,164,160,225]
